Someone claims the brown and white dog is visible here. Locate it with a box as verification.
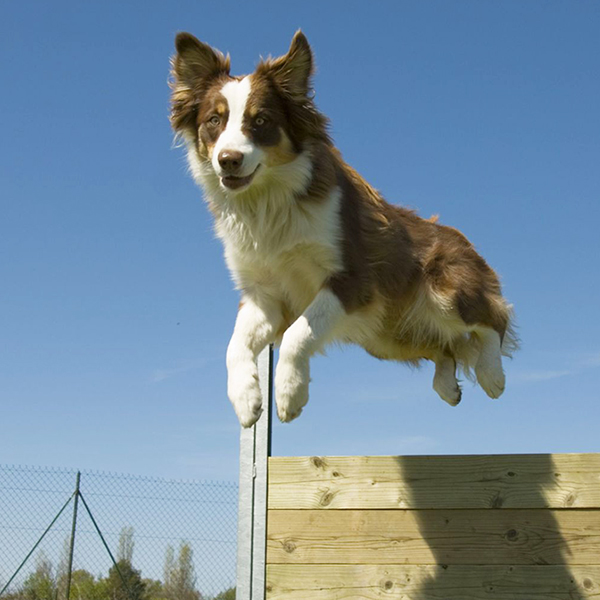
[170,31,518,427]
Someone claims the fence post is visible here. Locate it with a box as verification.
[65,471,81,600]
[236,345,273,600]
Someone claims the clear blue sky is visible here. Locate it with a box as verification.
[2,1,599,483]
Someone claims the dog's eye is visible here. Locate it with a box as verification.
[255,116,267,126]
[208,115,221,127]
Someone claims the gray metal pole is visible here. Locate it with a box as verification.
[65,471,81,600]
[236,345,273,600]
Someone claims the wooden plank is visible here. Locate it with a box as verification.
[267,508,600,565]
[266,564,600,599]
[268,454,600,509]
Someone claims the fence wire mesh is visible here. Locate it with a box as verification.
[0,465,238,600]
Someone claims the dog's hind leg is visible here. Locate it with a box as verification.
[474,327,505,399]
[433,354,462,406]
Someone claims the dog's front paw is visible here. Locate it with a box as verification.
[228,368,263,428]
[275,357,310,423]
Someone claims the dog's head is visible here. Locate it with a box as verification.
[170,31,329,193]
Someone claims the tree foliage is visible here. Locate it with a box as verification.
[20,552,55,600]
[105,560,146,600]
[1,534,237,600]
[117,527,135,565]
[163,542,201,600]
[213,588,235,600]
[67,569,108,600]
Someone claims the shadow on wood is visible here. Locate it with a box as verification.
[395,453,598,599]
[265,453,600,599]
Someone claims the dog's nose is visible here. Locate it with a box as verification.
[218,150,244,172]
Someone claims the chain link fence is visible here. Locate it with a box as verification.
[0,465,238,599]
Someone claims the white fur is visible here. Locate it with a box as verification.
[474,327,505,398]
[218,180,345,427]
[203,154,345,314]
[433,356,461,406]
[212,77,264,182]
[226,298,282,427]
[398,287,468,348]
[184,116,344,305]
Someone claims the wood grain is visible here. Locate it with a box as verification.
[268,454,600,509]
[267,508,600,565]
[266,564,600,599]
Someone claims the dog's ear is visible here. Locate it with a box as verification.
[170,33,230,133]
[172,33,230,90]
[266,30,314,99]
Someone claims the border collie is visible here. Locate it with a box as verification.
[170,31,517,427]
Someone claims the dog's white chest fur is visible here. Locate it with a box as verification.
[191,148,343,316]
[218,187,343,315]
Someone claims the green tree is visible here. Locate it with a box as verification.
[21,552,56,600]
[117,527,135,564]
[213,588,235,600]
[67,570,107,600]
[142,579,165,600]
[163,543,201,600]
[55,536,71,600]
[163,546,174,587]
[104,560,146,600]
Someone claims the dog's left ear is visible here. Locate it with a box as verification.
[267,30,314,99]
[172,33,230,90]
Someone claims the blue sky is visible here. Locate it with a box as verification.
[2,1,599,483]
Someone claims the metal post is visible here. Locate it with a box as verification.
[236,345,273,600]
[65,471,81,600]
[77,492,133,599]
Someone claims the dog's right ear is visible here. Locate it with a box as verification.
[172,33,230,90]
[170,34,230,134]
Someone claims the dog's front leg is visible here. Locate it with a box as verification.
[275,288,346,422]
[227,297,282,428]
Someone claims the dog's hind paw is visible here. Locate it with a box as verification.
[477,366,506,399]
[474,328,506,399]
[434,380,462,406]
[433,356,462,406]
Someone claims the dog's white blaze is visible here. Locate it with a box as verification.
[212,77,263,178]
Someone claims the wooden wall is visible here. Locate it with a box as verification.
[266,453,600,599]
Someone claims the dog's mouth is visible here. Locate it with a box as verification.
[221,165,261,191]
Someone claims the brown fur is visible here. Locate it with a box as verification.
[170,33,231,137]
[253,32,331,149]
